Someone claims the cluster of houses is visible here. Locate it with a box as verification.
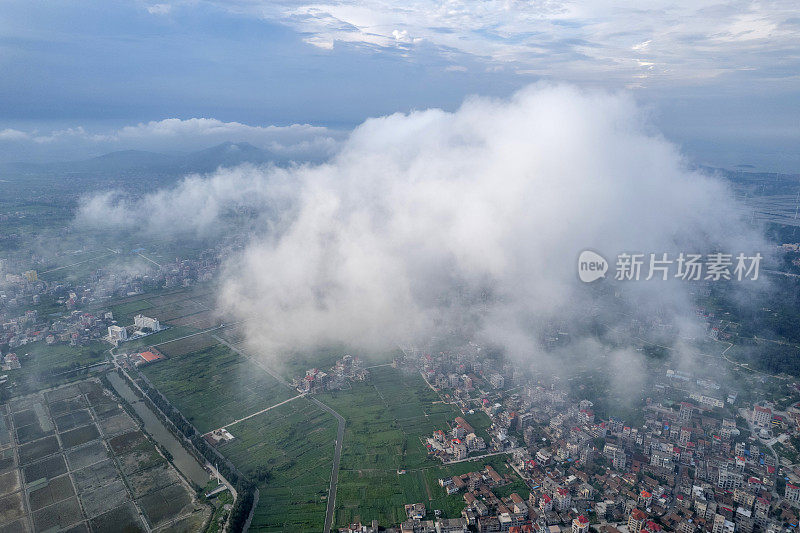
[1,308,119,350]
[379,344,800,533]
[427,416,487,462]
[295,354,370,394]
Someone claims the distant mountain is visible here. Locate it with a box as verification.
[184,141,277,171]
[1,142,283,177]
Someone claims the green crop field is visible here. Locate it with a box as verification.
[218,399,338,532]
[140,343,294,433]
[317,366,511,527]
[138,342,519,531]
[4,341,109,397]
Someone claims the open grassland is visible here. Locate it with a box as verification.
[140,344,294,433]
[219,399,338,532]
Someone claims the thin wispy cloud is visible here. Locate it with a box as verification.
[0,118,345,163]
[217,0,799,87]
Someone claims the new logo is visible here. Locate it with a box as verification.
[578,250,608,283]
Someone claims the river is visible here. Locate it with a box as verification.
[106,372,210,487]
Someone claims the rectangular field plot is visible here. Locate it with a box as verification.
[112,434,167,476]
[22,455,67,485]
[0,450,15,476]
[148,300,210,323]
[0,471,20,497]
[48,396,88,417]
[32,496,83,531]
[65,441,109,471]
[59,425,100,449]
[79,479,129,519]
[219,399,338,532]
[19,436,59,465]
[2,379,209,533]
[28,474,75,511]
[127,464,181,498]
[155,333,219,358]
[141,344,294,432]
[167,310,221,329]
[72,460,121,492]
[136,483,193,528]
[0,492,26,526]
[98,413,137,436]
[89,502,146,533]
[53,410,92,432]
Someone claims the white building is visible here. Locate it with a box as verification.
[753,405,772,428]
[489,373,505,389]
[134,314,161,332]
[108,325,127,343]
[785,483,800,503]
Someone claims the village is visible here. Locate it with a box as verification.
[332,342,800,533]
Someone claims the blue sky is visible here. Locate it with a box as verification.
[0,0,798,171]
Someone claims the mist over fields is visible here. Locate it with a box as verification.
[76,84,771,379]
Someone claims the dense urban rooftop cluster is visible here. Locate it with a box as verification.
[335,345,800,532]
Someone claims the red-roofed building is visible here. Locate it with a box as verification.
[572,515,590,533]
[642,520,662,533]
[137,350,163,364]
[786,483,800,503]
[628,509,647,533]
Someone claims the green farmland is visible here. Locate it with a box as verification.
[319,366,507,526]
[218,399,338,532]
[3,340,109,397]
[140,343,294,433]
[138,340,522,531]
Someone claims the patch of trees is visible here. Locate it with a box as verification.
[227,480,256,533]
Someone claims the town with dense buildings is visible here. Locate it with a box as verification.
[331,342,800,533]
[0,244,227,350]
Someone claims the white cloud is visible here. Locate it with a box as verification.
[147,3,173,15]
[214,0,799,87]
[76,84,770,370]
[0,118,345,163]
[0,129,29,141]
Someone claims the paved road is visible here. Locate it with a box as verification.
[310,397,346,533]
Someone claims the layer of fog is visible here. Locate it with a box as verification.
[76,84,770,387]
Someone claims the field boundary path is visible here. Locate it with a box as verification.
[202,394,305,436]
[211,335,346,532]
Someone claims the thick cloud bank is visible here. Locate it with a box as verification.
[78,85,767,367]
